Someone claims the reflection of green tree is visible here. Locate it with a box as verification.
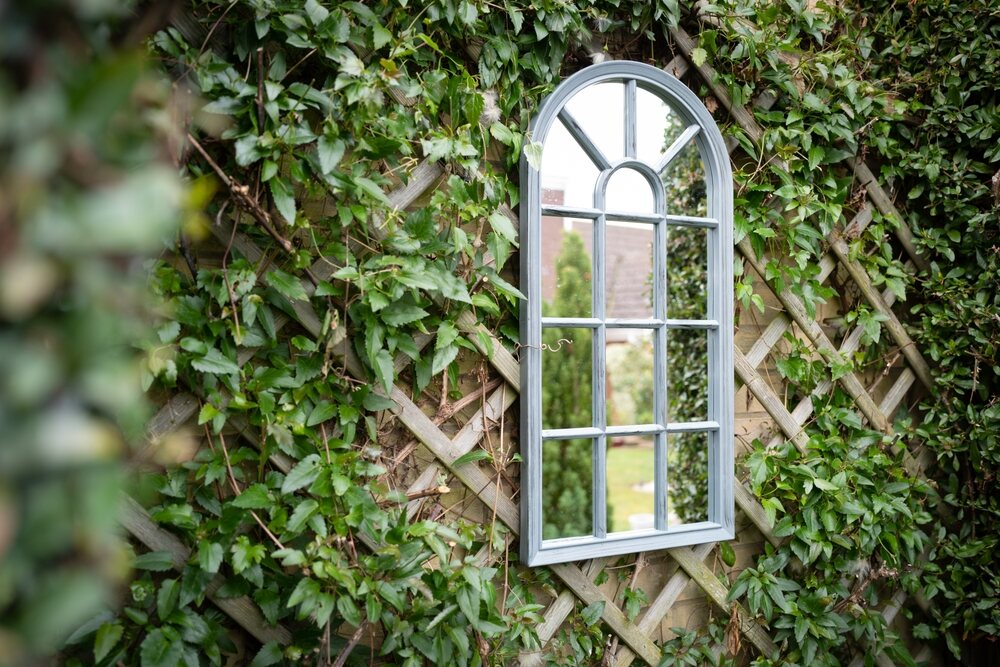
[541,232,604,537]
[662,114,708,217]
[607,338,654,425]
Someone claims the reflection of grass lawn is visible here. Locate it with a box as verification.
[606,445,655,533]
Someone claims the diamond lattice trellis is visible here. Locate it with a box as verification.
[126,20,944,667]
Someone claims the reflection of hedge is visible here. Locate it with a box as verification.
[664,143,709,524]
[541,232,596,538]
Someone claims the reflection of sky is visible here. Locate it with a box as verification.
[540,83,682,214]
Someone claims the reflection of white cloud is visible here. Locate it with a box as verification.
[541,82,682,212]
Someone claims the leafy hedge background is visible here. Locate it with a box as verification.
[1,0,999,666]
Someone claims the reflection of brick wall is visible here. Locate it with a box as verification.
[541,189,654,332]
[605,226,654,320]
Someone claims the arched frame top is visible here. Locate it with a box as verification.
[520,61,734,566]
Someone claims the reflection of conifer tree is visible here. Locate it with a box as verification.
[542,232,608,537]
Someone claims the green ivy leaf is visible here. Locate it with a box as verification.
[249,641,284,667]
[197,541,224,574]
[381,302,429,327]
[317,135,345,174]
[720,542,737,567]
[287,499,319,533]
[363,391,397,411]
[281,454,323,494]
[269,177,296,224]
[523,141,543,170]
[489,122,514,145]
[580,600,604,626]
[431,343,459,375]
[307,401,337,426]
[156,578,179,621]
[354,176,390,205]
[488,210,518,244]
[373,348,394,393]
[191,348,240,376]
[133,551,177,572]
[232,483,271,509]
[266,268,309,302]
[453,448,492,467]
[94,622,124,663]
[139,628,183,667]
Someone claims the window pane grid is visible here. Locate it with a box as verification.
[525,63,733,565]
[542,319,721,329]
[542,422,720,440]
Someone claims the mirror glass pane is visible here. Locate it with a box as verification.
[541,327,593,430]
[563,82,625,163]
[541,118,599,210]
[605,168,655,213]
[541,226,593,318]
[606,329,655,427]
[542,438,594,539]
[636,87,685,165]
[607,435,655,534]
[667,329,708,423]
[605,221,655,319]
[661,141,707,217]
[667,431,709,526]
[666,226,707,320]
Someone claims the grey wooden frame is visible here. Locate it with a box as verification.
[520,61,734,567]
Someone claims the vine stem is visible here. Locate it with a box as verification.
[185,132,301,260]
[331,621,368,667]
[214,428,285,550]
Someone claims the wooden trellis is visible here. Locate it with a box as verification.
[127,19,944,667]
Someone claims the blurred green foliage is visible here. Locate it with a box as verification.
[0,1,184,663]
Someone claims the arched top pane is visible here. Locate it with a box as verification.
[604,168,655,214]
[562,81,625,164]
[661,141,707,217]
[541,118,600,210]
[635,86,688,166]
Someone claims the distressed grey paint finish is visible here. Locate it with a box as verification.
[520,61,734,567]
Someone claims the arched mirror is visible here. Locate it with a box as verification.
[520,61,734,566]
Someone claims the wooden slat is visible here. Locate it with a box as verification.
[668,546,778,658]
[457,310,520,391]
[828,237,933,390]
[766,266,911,450]
[120,496,293,646]
[736,348,809,452]
[737,237,891,433]
[519,558,610,666]
[850,160,929,272]
[612,542,715,667]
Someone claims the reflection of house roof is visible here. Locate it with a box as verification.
[542,188,654,336]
